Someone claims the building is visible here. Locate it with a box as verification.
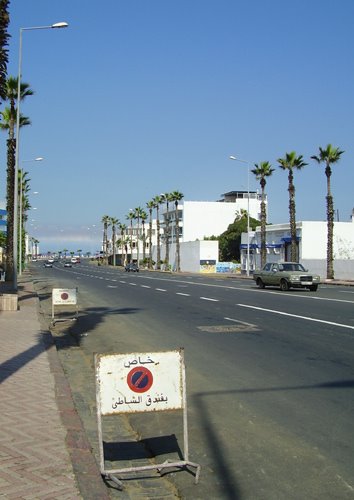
[109,191,264,267]
[243,214,354,279]
[161,190,265,244]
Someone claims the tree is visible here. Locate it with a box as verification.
[119,223,127,265]
[110,217,119,266]
[218,212,261,262]
[170,191,184,272]
[1,76,34,281]
[251,161,275,267]
[18,169,31,270]
[277,152,307,262]
[101,215,110,263]
[311,144,344,279]
[161,192,173,269]
[146,200,155,269]
[152,195,163,269]
[133,207,144,265]
[0,0,10,103]
[140,209,148,264]
[126,211,135,262]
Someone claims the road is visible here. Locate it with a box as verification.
[32,261,354,499]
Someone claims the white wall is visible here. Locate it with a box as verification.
[182,199,261,242]
[157,240,219,272]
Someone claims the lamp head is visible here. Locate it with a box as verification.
[51,22,69,29]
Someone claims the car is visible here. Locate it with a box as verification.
[43,261,53,268]
[125,263,139,272]
[64,261,72,268]
[71,257,78,264]
[47,258,54,263]
[253,262,320,291]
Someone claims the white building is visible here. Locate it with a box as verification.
[243,216,354,279]
[111,191,264,266]
[161,190,265,243]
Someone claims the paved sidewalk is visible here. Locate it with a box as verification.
[0,274,109,499]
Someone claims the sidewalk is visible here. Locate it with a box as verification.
[0,273,109,499]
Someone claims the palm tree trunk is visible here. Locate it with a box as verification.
[5,138,15,282]
[175,203,180,272]
[156,207,161,269]
[288,171,298,262]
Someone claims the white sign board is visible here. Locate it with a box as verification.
[52,288,77,305]
[95,350,184,415]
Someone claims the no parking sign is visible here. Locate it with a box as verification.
[51,288,78,323]
[94,349,201,486]
[95,350,184,415]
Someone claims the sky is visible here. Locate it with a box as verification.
[0,0,353,254]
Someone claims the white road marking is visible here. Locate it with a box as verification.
[156,288,167,292]
[224,317,257,328]
[237,304,354,330]
[141,285,151,288]
[200,297,219,302]
[107,285,117,288]
[176,292,190,296]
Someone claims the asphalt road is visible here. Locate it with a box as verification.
[32,261,354,499]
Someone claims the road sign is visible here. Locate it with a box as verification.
[52,288,77,305]
[95,350,183,414]
[95,349,201,487]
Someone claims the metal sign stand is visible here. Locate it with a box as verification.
[95,349,201,490]
[51,288,78,325]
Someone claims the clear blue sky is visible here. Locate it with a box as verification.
[1,0,353,254]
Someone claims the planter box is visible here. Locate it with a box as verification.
[0,293,18,311]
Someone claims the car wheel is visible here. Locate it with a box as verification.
[280,279,290,291]
[309,284,318,291]
[256,278,265,289]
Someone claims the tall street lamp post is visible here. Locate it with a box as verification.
[229,155,251,276]
[13,21,68,290]
[19,157,44,276]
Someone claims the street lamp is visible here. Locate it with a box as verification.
[13,21,68,290]
[19,157,43,276]
[229,155,251,276]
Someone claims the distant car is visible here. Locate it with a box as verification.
[71,257,78,264]
[64,261,72,268]
[43,261,53,268]
[47,258,54,263]
[253,262,320,291]
[125,263,139,272]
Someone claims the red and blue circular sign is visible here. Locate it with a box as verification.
[127,366,153,393]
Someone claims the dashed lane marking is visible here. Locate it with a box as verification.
[237,304,354,330]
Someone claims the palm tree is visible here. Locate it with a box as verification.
[251,161,275,268]
[0,107,32,281]
[311,144,344,279]
[161,192,173,270]
[110,217,119,266]
[126,211,135,262]
[170,191,184,272]
[133,207,144,265]
[0,76,34,281]
[146,200,155,269]
[101,215,110,263]
[19,169,31,270]
[152,195,163,269]
[0,1,10,103]
[119,223,127,265]
[140,209,148,264]
[62,248,68,258]
[32,238,39,258]
[277,152,307,262]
